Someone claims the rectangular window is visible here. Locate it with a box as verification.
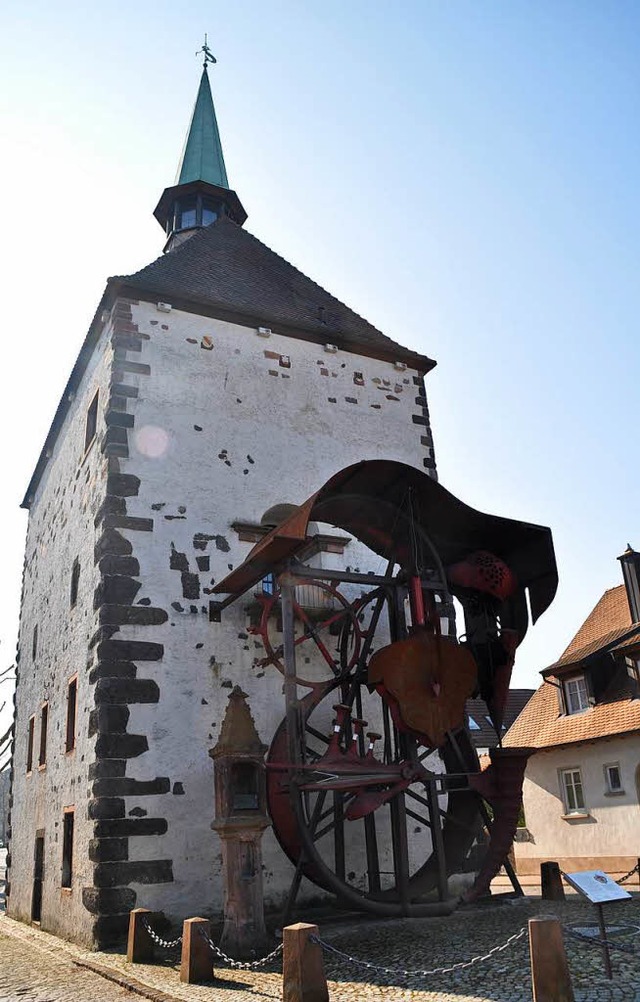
[84,390,99,454]
[61,809,74,888]
[32,624,38,661]
[65,677,77,753]
[604,762,623,794]
[70,557,80,608]
[561,768,586,813]
[38,702,48,768]
[26,715,35,773]
[564,675,590,714]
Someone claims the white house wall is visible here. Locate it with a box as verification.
[515,734,640,874]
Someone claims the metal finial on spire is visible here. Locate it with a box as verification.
[196,33,217,69]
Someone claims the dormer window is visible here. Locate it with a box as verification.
[564,674,589,715]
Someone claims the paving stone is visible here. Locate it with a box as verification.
[0,894,639,1002]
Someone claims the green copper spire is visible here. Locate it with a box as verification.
[176,62,229,189]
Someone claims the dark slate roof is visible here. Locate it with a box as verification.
[117,216,435,371]
[466,689,535,749]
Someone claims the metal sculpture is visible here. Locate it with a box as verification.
[211,460,557,919]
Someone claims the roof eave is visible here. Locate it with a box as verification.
[21,279,123,509]
[117,280,437,374]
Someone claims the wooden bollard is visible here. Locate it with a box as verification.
[127,907,155,964]
[180,917,215,984]
[529,917,574,1002]
[282,922,328,1002]
[540,861,565,901]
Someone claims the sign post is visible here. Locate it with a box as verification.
[562,869,632,980]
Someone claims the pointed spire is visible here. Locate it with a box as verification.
[153,48,247,252]
[176,65,229,189]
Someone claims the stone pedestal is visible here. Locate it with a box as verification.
[213,819,271,959]
[209,686,272,961]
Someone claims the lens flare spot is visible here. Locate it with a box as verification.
[135,425,170,459]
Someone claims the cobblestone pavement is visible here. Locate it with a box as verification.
[1,895,639,1002]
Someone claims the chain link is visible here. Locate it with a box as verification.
[616,862,639,885]
[563,926,638,956]
[198,927,283,969]
[141,916,183,950]
[309,926,527,978]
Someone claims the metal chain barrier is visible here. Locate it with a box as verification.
[563,925,639,956]
[309,926,527,978]
[198,927,283,970]
[141,916,183,950]
[616,862,639,885]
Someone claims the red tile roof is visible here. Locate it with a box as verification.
[504,583,640,750]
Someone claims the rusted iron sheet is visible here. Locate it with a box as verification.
[213,460,557,639]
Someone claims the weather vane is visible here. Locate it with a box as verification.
[196,34,217,68]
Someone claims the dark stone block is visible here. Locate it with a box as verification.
[111,335,143,354]
[92,777,170,798]
[214,535,230,553]
[93,859,174,888]
[181,572,200,599]
[102,426,128,447]
[105,409,135,428]
[103,515,154,533]
[170,547,189,572]
[107,473,141,498]
[88,838,129,863]
[94,575,142,608]
[92,913,131,948]
[89,662,137,685]
[95,733,149,759]
[94,529,133,562]
[422,457,436,470]
[99,605,168,626]
[193,533,215,551]
[195,555,210,572]
[96,640,164,662]
[95,678,160,705]
[172,782,185,796]
[89,705,130,736]
[94,496,127,527]
[82,886,136,915]
[93,817,168,838]
[88,798,126,820]
[89,626,119,649]
[98,555,140,577]
[411,414,429,426]
[89,760,127,781]
[110,383,139,399]
[114,360,151,376]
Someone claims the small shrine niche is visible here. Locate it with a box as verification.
[209,686,271,958]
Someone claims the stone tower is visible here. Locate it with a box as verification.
[7,58,440,948]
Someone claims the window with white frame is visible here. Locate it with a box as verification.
[604,762,624,794]
[563,675,590,715]
[560,768,586,813]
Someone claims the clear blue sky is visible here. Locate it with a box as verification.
[0,1,638,744]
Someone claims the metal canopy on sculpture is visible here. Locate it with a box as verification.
[211,460,558,920]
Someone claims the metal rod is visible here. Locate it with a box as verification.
[281,582,301,768]
[390,792,411,914]
[334,792,346,882]
[427,777,449,902]
[289,562,446,591]
[597,902,613,979]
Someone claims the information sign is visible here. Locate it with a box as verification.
[563,870,632,905]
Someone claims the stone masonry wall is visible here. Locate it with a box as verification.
[90,297,444,930]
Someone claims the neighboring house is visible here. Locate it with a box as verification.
[505,546,640,875]
[466,689,534,757]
